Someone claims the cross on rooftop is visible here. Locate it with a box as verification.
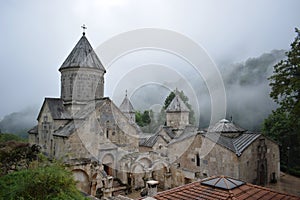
[81,24,87,35]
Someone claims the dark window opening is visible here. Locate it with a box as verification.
[44,116,48,122]
[196,154,200,166]
[104,164,113,176]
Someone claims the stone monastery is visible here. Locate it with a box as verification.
[28,31,280,199]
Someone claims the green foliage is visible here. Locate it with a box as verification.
[135,110,151,127]
[0,163,86,200]
[263,28,300,173]
[0,133,25,143]
[269,28,300,117]
[0,140,40,176]
[163,91,176,109]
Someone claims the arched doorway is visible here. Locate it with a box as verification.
[132,163,145,189]
[152,162,168,189]
[72,169,90,194]
[102,154,115,176]
[258,163,267,185]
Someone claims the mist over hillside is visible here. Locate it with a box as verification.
[221,49,286,130]
[129,49,286,131]
[0,107,38,138]
[0,49,286,135]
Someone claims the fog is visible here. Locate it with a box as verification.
[0,0,299,133]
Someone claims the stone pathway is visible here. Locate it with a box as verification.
[266,172,300,197]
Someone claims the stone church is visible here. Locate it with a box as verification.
[28,31,280,199]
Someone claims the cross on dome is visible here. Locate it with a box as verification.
[81,24,87,35]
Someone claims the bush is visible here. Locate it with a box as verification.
[289,168,300,178]
[0,133,25,143]
[0,164,87,200]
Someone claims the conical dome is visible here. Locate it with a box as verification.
[59,34,105,71]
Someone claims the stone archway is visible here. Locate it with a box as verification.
[72,169,90,194]
[102,153,115,176]
[136,157,152,169]
[151,162,169,189]
[132,163,145,189]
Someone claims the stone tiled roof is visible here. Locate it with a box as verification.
[167,126,198,145]
[28,125,38,134]
[204,132,261,156]
[54,97,140,138]
[166,94,189,112]
[162,126,176,139]
[53,120,77,137]
[140,134,166,148]
[37,98,71,120]
[59,34,106,71]
[149,176,300,200]
[139,126,177,147]
[120,95,135,113]
[207,119,245,133]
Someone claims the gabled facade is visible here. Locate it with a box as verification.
[166,94,190,129]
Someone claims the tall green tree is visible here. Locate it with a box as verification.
[135,110,151,127]
[263,28,300,173]
[269,28,300,118]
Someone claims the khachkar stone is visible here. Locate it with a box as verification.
[59,31,106,112]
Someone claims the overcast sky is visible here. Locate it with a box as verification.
[0,0,299,119]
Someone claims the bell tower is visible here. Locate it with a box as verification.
[166,93,190,129]
[59,28,106,112]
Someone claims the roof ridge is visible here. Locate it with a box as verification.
[166,94,190,112]
[232,133,261,156]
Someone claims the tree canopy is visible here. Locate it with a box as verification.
[135,110,151,127]
[263,28,300,175]
[0,139,87,199]
[269,28,300,118]
[0,163,86,200]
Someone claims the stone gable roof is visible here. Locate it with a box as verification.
[167,126,198,145]
[148,176,300,200]
[59,34,106,71]
[37,98,71,120]
[139,126,176,147]
[166,94,189,112]
[28,125,38,135]
[53,97,140,138]
[119,95,135,113]
[204,132,261,156]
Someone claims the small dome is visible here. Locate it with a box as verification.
[208,119,245,134]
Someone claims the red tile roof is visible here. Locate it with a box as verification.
[149,176,300,200]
